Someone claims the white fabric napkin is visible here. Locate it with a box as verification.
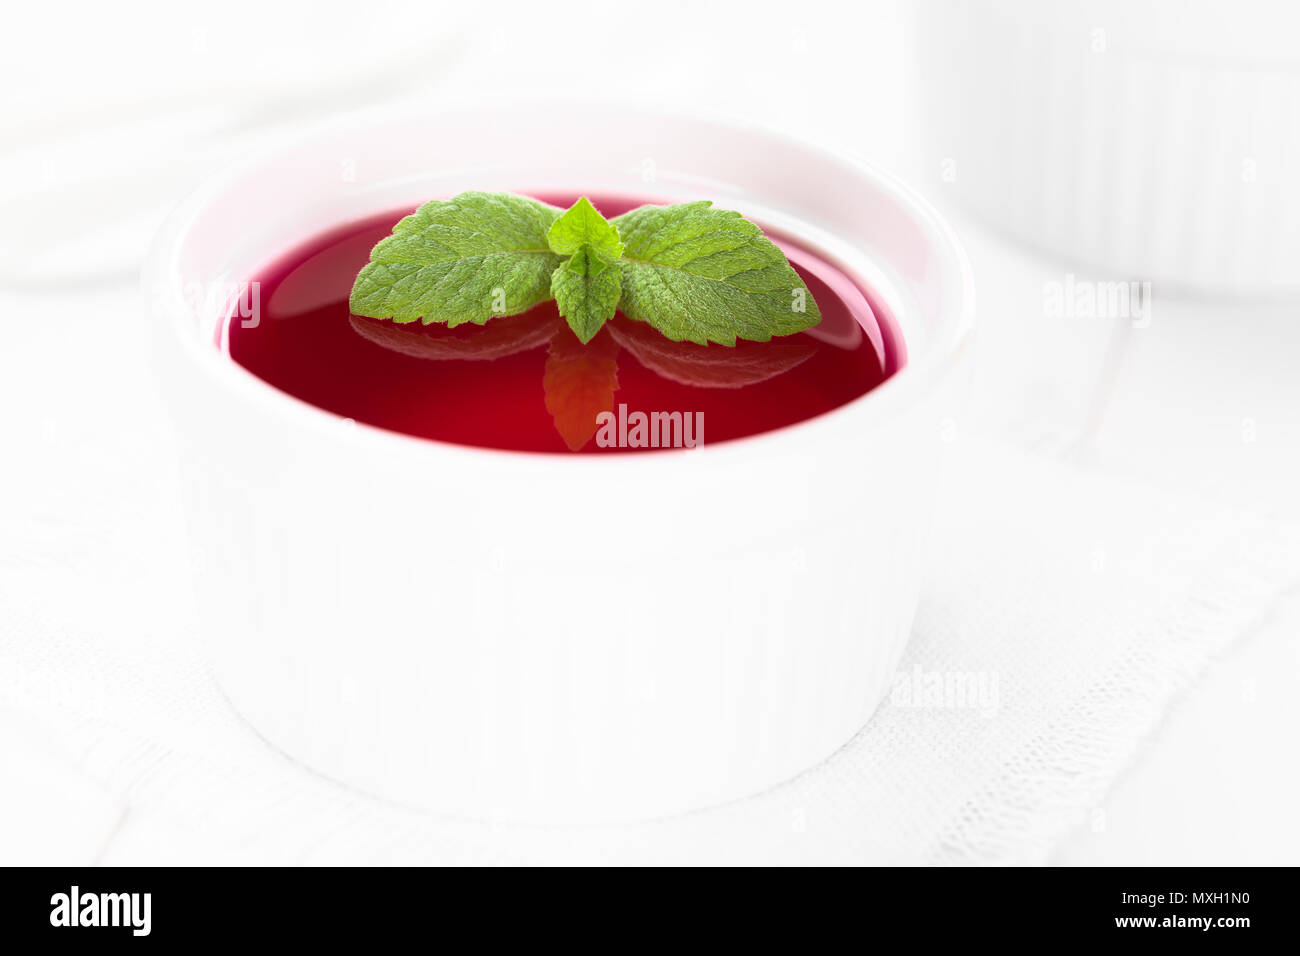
[2,285,1297,865]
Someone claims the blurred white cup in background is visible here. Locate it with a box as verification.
[915,0,1300,297]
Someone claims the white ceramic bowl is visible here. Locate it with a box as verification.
[144,102,974,823]
[915,0,1300,297]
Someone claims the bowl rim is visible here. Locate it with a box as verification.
[143,97,976,469]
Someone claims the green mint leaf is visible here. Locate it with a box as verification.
[546,196,624,258]
[349,191,564,326]
[551,246,621,344]
[551,247,621,343]
[610,201,821,346]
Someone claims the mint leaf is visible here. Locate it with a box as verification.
[611,201,821,346]
[547,196,624,258]
[349,191,564,326]
[551,246,622,344]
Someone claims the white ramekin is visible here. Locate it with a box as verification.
[143,102,974,823]
[915,0,1300,297]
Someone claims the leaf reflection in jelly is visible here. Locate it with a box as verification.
[605,316,816,389]
[348,309,560,361]
[543,327,620,452]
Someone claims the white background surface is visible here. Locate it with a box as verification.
[2,0,1297,864]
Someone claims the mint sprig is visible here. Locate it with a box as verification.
[349,191,820,346]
